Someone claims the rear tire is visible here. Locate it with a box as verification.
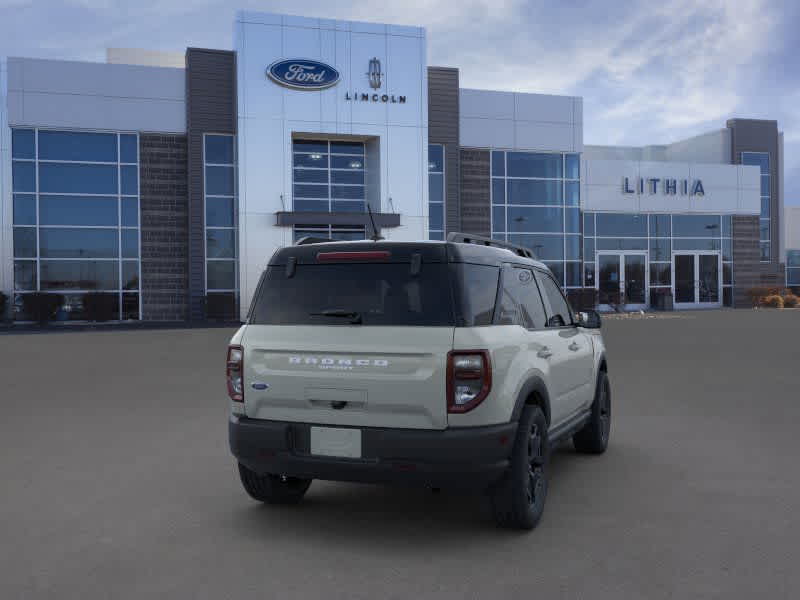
[490,405,549,530]
[573,370,611,454]
[238,463,311,504]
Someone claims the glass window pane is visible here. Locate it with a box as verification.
[583,212,595,236]
[565,262,581,287]
[760,175,770,196]
[14,261,37,291]
[491,151,505,177]
[649,238,671,261]
[120,134,138,163]
[565,208,580,233]
[205,166,234,195]
[507,152,562,178]
[787,251,800,268]
[294,184,329,199]
[507,180,562,205]
[537,271,571,324]
[596,238,647,251]
[546,262,564,287]
[294,199,329,212]
[121,198,139,227]
[760,242,770,261]
[429,203,444,232]
[565,154,580,180]
[722,238,732,261]
[121,165,138,195]
[206,197,234,227]
[428,173,443,204]
[507,206,563,233]
[583,237,594,262]
[429,231,444,241]
[761,197,770,218]
[331,185,364,200]
[492,207,505,233]
[721,215,732,237]
[330,228,366,241]
[649,214,671,237]
[40,260,119,290]
[12,161,35,192]
[673,238,721,251]
[492,179,505,205]
[723,287,732,307]
[294,153,329,168]
[293,140,328,154]
[595,213,647,237]
[207,260,236,290]
[787,268,800,285]
[759,219,770,241]
[330,155,362,170]
[13,227,37,258]
[565,181,579,206]
[331,200,365,213]
[508,234,564,260]
[205,135,234,164]
[122,293,140,320]
[38,131,117,162]
[122,229,139,258]
[13,194,36,225]
[40,195,118,226]
[428,144,444,172]
[650,263,671,286]
[122,261,139,290]
[12,129,35,159]
[293,168,328,184]
[565,235,580,260]
[741,152,769,174]
[584,262,595,287]
[723,263,732,285]
[330,141,364,155]
[39,163,118,194]
[40,228,118,258]
[496,267,546,329]
[332,170,365,185]
[207,229,236,259]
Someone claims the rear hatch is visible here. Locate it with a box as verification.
[242,245,454,430]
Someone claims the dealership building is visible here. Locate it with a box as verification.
[0,11,794,322]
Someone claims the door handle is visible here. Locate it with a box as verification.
[537,347,553,359]
[568,341,580,352]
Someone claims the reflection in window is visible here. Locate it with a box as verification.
[742,152,770,261]
[10,128,141,320]
[204,134,238,303]
[428,144,445,240]
[292,139,365,213]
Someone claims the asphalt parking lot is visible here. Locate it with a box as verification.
[2,309,799,599]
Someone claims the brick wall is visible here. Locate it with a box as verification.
[732,215,760,307]
[459,149,491,237]
[428,67,461,234]
[139,134,189,321]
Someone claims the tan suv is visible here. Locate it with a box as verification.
[227,233,610,529]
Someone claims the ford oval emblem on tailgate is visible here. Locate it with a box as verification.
[251,382,269,390]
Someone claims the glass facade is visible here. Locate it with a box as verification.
[292,140,366,213]
[787,250,800,287]
[204,134,239,307]
[491,150,581,287]
[584,212,734,306]
[293,225,366,241]
[11,128,141,320]
[428,144,444,240]
[742,152,770,261]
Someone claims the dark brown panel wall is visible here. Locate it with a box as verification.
[427,67,460,233]
[186,48,237,321]
[459,149,491,237]
[139,134,189,321]
[732,215,760,307]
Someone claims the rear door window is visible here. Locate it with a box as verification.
[452,264,500,326]
[249,263,455,326]
[496,266,547,329]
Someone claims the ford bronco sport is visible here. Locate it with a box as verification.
[228,233,610,529]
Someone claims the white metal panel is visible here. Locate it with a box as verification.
[350,21,387,35]
[386,124,424,218]
[514,92,573,124]
[388,24,424,37]
[282,26,325,124]
[237,10,281,25]
[387,34,422,127]
[349,32,388,126]
[238,23,283,121]
[514,121,574,152]
[240,117,285,215]
[459,116,514,149]
[459,89,514,120]
[319,28,338,125]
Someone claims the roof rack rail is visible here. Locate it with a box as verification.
[446,232,536,259]
[295,236,333,246]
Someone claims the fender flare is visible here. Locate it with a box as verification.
[511,375,552,425]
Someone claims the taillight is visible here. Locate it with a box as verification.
[227,345,244,402]
[447,350,492,413]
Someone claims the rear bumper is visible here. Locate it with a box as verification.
[229,415,517,489]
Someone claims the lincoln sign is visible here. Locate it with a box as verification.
[623,177,705,196]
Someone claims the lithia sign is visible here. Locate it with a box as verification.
[267,57,407,103]
[623,177,705,196]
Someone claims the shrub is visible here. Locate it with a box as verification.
[762,295,784,308]
[782,294,799,308]
[83,292,118,322]
[21,293,65,324]
[0,292,7,322]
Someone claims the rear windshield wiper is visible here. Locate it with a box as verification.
[309,309,363,324]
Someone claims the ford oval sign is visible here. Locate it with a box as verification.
[267,59,340,90]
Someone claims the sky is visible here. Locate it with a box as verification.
[1,0,798,205]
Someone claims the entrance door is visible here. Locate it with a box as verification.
[672,252,721,309]
[596,252,648,311]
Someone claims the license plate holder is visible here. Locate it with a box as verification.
[310,426,362,459]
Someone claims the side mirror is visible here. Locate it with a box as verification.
[577,310,602,329]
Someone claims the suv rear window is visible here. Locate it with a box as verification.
[249,264,455,326]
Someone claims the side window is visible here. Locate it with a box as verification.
[496,267,546,329]
[536,271,573,327]
[454,264,500,326]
